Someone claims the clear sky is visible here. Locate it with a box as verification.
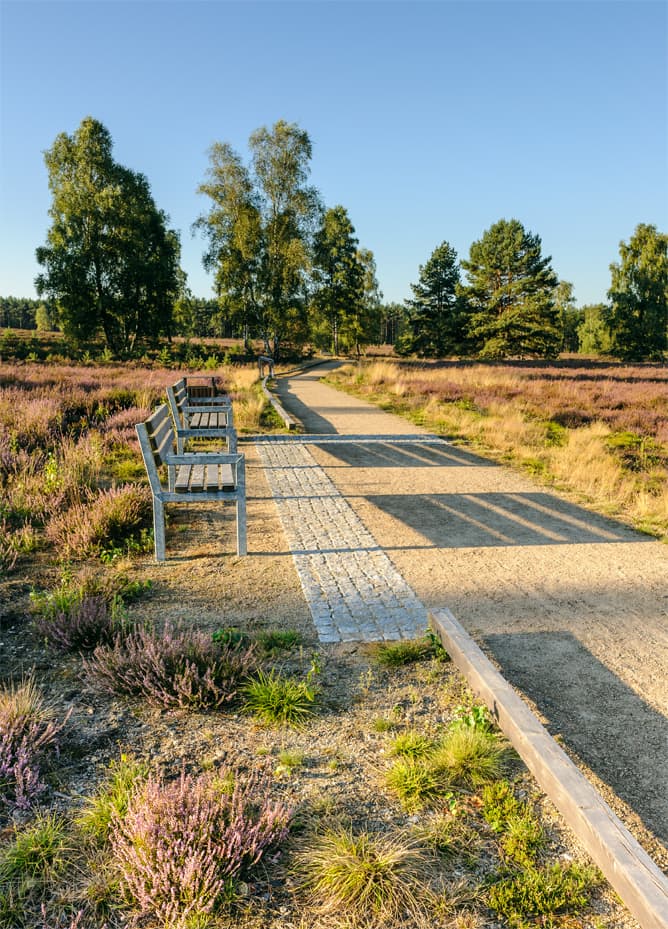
[1,0,666,308]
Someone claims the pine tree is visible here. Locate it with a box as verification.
[460,218,559,359]
[403,242,465,357]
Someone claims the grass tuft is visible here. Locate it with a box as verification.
[298,827,430,924]
[242,668,319,728]
[431,726,508,788]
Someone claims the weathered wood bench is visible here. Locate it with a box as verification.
[135,404,247,561]
[166,378,236,454]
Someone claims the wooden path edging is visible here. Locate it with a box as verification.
[428,607,668,929]
[260,376,296,430]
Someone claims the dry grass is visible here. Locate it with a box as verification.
[330,360,668,539]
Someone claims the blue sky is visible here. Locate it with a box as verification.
[1,0,666,308]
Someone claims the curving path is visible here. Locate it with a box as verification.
[266,360,668,863]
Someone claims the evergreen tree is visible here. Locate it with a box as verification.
[606,223,668,361]
[35,117,181,357]
[311,206,363,354]
[460,218,559,359]
[403,241,465,357]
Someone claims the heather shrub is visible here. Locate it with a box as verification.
[0,678,68,810]
[111,769,291,926]
[86,623,256,709]
[31,571,150,652]
[46,484,152,559]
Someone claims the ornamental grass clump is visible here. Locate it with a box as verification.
[430,726,508,788]
[0,677,68,810]
[85,623,256,709]
[111,769,291,927]
[298,827,430,926]
[242,663,320,728]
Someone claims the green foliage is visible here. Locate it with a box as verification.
[197,121,320,359]
[460,218,560,359]
[450,702,494,733]
[0,813,68,886]
[499,811,546,868]
[385,757,447,811]
[212,626,253,650]
[35,116,181,358]
[404,241,468,357]
[607,223,668,361]
[371,634,442,667]
[577,302,613,354]
[298,827,429,923]
[257,628,303,654]
[481,780,522,832]
[488,861,601,927]
[77,754,148,843]
[389,730,437,759]
[431,726,507,787]
[242,663,320,727]
[311,205,365,354]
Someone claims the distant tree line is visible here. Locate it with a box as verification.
[3,115,665,362]
[397,220,668,361]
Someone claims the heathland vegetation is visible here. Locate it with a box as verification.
[0,354,637,928]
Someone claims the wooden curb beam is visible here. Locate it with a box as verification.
[428,607,668,929]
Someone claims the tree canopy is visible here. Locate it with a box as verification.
[401,241,465,357]
[311,206,364,354]
[606,223,668,361]
[460,218,559,359]
[35,117,181,357]
[197,120,321,358]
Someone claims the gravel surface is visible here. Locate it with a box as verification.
[275,361,668,872]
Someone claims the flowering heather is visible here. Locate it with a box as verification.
[0,678,68,810]
[111,769,291,926]
[46,484,152,559]
[85,623,256,709]
[33,594,130,653]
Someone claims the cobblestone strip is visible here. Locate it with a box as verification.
[256,440,428,643]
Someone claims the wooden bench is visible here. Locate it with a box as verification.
[135,404,247,561]
[166,378,236,454]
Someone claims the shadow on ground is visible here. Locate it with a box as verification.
[362,491,640,547]
[484,631,668,848]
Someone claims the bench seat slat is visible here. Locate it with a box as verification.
[189,465,205,491]
[174,465,191,493]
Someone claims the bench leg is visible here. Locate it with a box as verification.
[235,455,247,556]
[153,497,166,561]
[236,497,247,556]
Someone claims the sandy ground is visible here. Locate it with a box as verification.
[275,362,668,869]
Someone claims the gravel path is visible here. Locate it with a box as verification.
[272,361,668,867]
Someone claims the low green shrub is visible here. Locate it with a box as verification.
[488,861,601,926]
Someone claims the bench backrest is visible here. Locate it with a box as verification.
[135,404,174,494]
[166,381,188,425]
